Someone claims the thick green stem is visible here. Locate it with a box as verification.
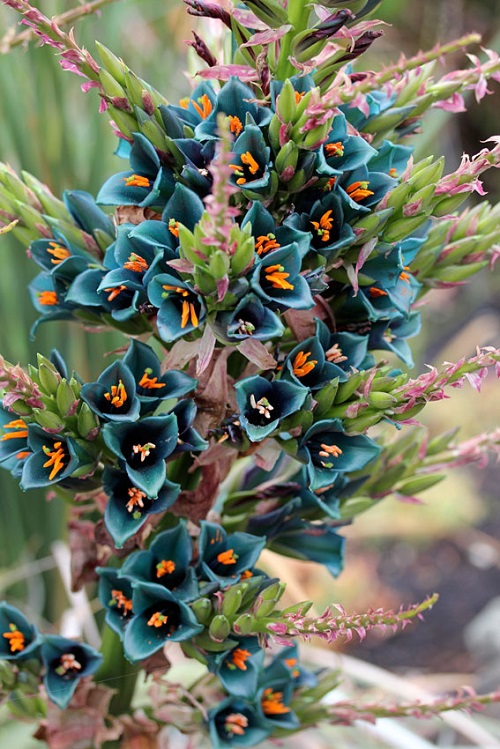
[275,0,310,80]
[96,626,140,718]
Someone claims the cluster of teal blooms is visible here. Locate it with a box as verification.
[0,6,498,738]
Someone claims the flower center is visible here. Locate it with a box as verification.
[230,151,261,185]
[318,443,343,468]
[284,657,300,677]
[217,548,238,565]
[295,90,305,104]
[47,241,71,265]
[236,319,256,336]
[156,559,176,578]
[104,285,127,302]
[38,290,58,306]
[368,286,388,298]
[123,174,151,188]
[240,569,253,579]
[264,264,294,291]
[132,442,156,463]
[55,653,82,676]
[192,93,213,119]
[325,141,344,157]
[42,441,66,481]
[229,647,251,671]
[3,624,25,653]
[104,379,128,409]
[255,234,280,256]
[325,343,347,364]
[292,351,318,377]
[168,218,180,238]
[250,394,274,419]
[224,713,248,736]
[139,369,165,390]
[261,688,290,715]
[227,115,243,136]
[110,589,133,615]
[323,176,337,192]
[346,180,374,202]
[389,167,398,177]
[399,266,411,283]
[1,418,28,441]
[311,209,334,243]
[162,285,200,329]
[124,253,149,273]
[126,486,147,513]
[147,611,169,628]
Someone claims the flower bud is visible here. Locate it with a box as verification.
[334,372,365,404]
[221,586,245,618]
[56,380,79,418]
[276,80,297,124]
[37,356,60,396]
[432,193,469,217]
[382,214,429,243]
[410,157,445,192]
[253,599,279,619]
[77,402,100,440]
[344,410,383,431]
[243,0,288,28]
[275,142,299,175]
[208,614,231,643]
[259,579,286,603]
[191,598,213,625]
[233,613,256,636]
[33,409,65,431]
[99,68,127,99]
[397,474,445,495]
[95,42,127,86]
[367,391,398,409]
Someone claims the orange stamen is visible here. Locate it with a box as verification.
[38,290,58,306]
[311,209,334,243]
[3,625,25,653]
[42,441,66,481]
[325,141,344,157]
[111,589,133,614]
[156,559,176,578]
[294,90,305,104]
[292,350,318,377]
[255,234,280,256]
[16,451,31,460]
[192,93,213,120]
[162,284,189,296]
[241,152,260,175]
[325,343,347,364]
[284,657,300,678]
[399,266,411,283]
[323,176,337,191]
[389,167,398,177]
[126,487,147,512]
[346,180,374,202]
[264,264,294,291]
[124,253,149,273]
[168,219,180,238]
[147,611,168,628]
[318,443,343,459]
[369,286,388,298]
[1,418,28,441]
[132,443,156,463]
[103,379,128,409]
[179,97,189,109]
[230,648,251,670]
[240,569,253,579]
[123,174,151,188]
[47,241,70,265]
[104,285,127,302]
[217,548,237,565]
[139,370,165,390]
[261,688,290,715]
[224,713,248,736]
[56,653,82,675]
[228,115,243,136]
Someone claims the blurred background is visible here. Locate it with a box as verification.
[0,1,499,746]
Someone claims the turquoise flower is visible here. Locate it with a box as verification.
[267,517,345,577]
[256,677,300,731]
[147,273,206,342]
[0,602,40,661]
[102,413,179,496]
[198,522,266,586]
[289,193,355,258]
[40,635,102,709]
[194,77,272,142]
[298,419,381,491]
[265,643,318,688]
[0,407,30,467]
[228,125,271,196]
[122,582,203,661]
[63,189,115,240]
[102,467,180,549]
[221,294,285,342]
[97,567,134,637]
[234,376,309,442]
[20,426,83,490]
[368,311,421,366]
[164,81,217,130]
[80,360,141,422]
[208,636,265,699]
[251,244,314,311]
[241,201,311,260]
[208,698,271,748]
[119,523,198,601]
[316,112,377,177]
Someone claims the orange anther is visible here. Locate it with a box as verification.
[38,290,58,306]
[217,548,237,565]
[192,93,213,120]
[123,174,151,188]
[124,253,149,273]
[292,350,318,377]
[42,441,66,481]
[261,688,290,715]
[1,419,28,441]
[47,241,70,265]
[156,559,176,578]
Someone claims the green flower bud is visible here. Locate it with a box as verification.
[410,157,445,192]
[367,391,399,409]
[33,409,65,431]
[382,214,429,243]
[56,380,79,418]
[99,68,127,99]
[259,580,286,603]
[268,114,283,151]
[344,410,383,432]
[302,119,333,150]
[208,614,231,643]
[432,193,470,217]
[276,79,297,124]
[384,182,413,211]
[106,106,135,139]
[369,464,408,494]
[191,597,213,625]
[275,142,299,175]
[209,250,230,280]
[431,261,488,283]
[9,400,33,417]
[426,428,459,456]
[397,474,445,495]
[243,0,288,28]
[233,613,256,636]
[231,234,255,277]
[334,372,365,404]
[253,600,279,619]
[221,586,245,618]
[95,42,127,86]
[363,105,415,134]
[77,402,100,439]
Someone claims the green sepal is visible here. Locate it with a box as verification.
[397,474,445,495]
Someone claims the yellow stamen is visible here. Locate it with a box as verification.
[123,174,151,188]
[192,93,213,120]
[147,612,168,628]
[217,548,237,565]
[132,443,156,463]
[3,625,25,653]
[42,441,66,481]
[264,264,294,291]
[230,647,251,670]
[139,370,165,390]
[47,241,70,265]
[325,141,344,157]
[111,589,133,614]
[224,713,248,736]
[261,688,290,715]
[103,379,128,409]
[38,290,58,306]
[126,487,147,513]
[1,418,28,441]
[346,180,374,202]
[124,253,149,273]
[156,559,176,578]
[104,285,127,302]
[292,350,318,377]
[255,234,280,256]
[228,115,243,136]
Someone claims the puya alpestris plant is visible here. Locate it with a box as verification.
[0,0,500,747]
